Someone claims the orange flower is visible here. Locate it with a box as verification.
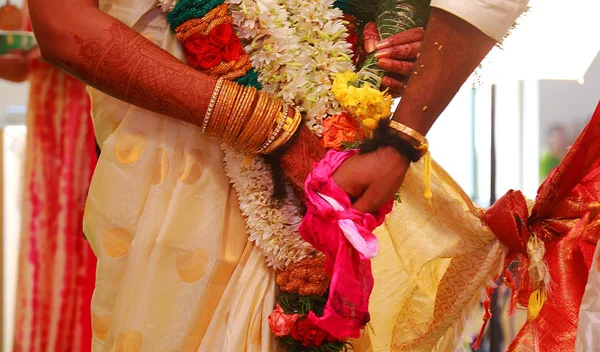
[321,112,364,150]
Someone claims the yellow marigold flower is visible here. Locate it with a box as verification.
[332,71,392,130]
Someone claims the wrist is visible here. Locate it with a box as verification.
[359,119,425,162]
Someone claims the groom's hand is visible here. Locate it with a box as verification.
[333,147,410,213]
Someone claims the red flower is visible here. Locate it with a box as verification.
[187,44,222,70]
[184,34,210,54]
[290,318,336,348]
[223,35,243,62]
[209,23,234,48]
[268,305,300,337]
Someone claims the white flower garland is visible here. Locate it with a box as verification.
[226,0,355,135]
[222,148,316,269]
[217,0,354,269]
[158,0,178,12]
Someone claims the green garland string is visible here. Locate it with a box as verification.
[235,69,262,90]
[277,292,328,316]
[167,0,225,30]
[279,336,354,352]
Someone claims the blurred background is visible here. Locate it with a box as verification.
[1,0,599,350]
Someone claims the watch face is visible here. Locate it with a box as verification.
[0,30,36,55]
[0,4,23,31]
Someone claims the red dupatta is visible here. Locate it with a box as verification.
[484,102,600,351]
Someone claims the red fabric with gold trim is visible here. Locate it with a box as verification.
[484,102,600,351]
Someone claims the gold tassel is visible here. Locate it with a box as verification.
[526,235,549,322]
[527,288,547,322]
[421,145,432,201]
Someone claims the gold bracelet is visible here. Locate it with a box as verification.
[261,110,295,154]
[243,95,278,152]
[230,88,258,143]
[202,78,225,133]
[262,108,303,154]
[245,97,281,153]
[389,120,428,150]
[207,81,232,136]
[210,81,240,138]
[208,81,234,137]
[237,92,268,151]
[257,103,289,154]
[235,92,270,150]
[267,108,303,153]
[224,87,257,144]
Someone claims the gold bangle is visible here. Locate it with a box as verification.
[267,108,302,153]
[207,80,231,136]
[243,96,278,152]
[257,104,289,154]
[262,108,302,154]
[225,87,257,144]
[227,87,257,143]
[235,92,267,150]
[389,120,428,149]
[246,97,281,152]
[210,81,239,138]
[206,81,232,137]
[261,110,295,154]
[202,78,224,133]
[236,92,270,150]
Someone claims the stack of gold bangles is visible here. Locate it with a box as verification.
[202,78,303,154]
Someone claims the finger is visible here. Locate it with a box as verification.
[352,184,393,213]
[378,58,413,76]
[377,27,425,50]
[375,41,421,60]
[363,22,379,54]
[381,76,405,91]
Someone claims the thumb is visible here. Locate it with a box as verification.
[363,22,379,54]
[352,184,390,214]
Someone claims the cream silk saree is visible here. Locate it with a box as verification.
[83,1,507,351]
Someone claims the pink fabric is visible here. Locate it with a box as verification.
[299,150,393,339]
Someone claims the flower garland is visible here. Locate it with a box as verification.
[163,0,394,349]
[221,147,316,269]
[225,0,355,135]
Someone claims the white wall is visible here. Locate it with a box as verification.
[539,53,600,144]
[0,81,29,112]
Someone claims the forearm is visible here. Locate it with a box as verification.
[0,55,29,82]
[29,2,215,127]
[391,7,496,135]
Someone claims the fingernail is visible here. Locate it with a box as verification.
[376,41,389,50]
[377,58,393,71]
[381,76,391,86]
[374,50,388,59]
[365,40,377,54]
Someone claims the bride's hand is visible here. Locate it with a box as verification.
[363,23,425,98]
[333,147,410,213]
[278,125,327,198]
